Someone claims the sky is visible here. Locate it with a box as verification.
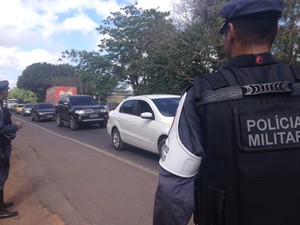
[0,0,179,89]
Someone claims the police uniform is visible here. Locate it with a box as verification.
[0,80,19,218]
[153,1,300,225]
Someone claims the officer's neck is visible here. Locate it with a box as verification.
[231,44,271,57]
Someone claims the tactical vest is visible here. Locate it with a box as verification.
[193,64,300,225]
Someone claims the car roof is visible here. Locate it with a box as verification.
[69,95,91,98]
[125,94,180,100]
[35,103,53,106]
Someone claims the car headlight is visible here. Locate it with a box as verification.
[75,110,85,115]
[100,109,107,113]
[38,112,44,115]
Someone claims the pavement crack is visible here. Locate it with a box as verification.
[29,143,38,154]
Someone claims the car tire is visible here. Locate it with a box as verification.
[56,114,63,127]
[69,116,79,131]
[112,128,124,151]
[158,137,167,156]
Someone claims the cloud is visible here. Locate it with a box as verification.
[15,49,61,68]
[60,13,98,34]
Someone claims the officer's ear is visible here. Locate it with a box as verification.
[226,23,235,41]
[228,23,235,33]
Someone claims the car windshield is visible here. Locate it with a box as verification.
[38,104,54,109]
[70,96,96,106]
[152,97,180,117]
[8,99,18,104]
[24,104,33,108]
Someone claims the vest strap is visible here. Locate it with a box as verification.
[199,82,300,105]
[193,76,203,102]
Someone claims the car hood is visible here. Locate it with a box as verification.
[71,105,104,110]
[38,109,55,112]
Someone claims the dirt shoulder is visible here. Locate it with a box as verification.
[0,140,64,225]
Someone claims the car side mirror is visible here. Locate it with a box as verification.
[140,112,153,119]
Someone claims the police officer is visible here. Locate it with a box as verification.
[153,0,300,225]
[0,80,23,219]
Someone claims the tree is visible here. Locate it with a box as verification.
[130,0,227,94]
[8,87,37,103]
[96,4,176,94]
[17,62,75,101]
[274,0,300,65]
[61,50,117,100]
[172,0,226,73]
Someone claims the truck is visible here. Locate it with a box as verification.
[7,98,19,111]
[46,86,77,105]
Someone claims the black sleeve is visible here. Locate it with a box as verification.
[153,168,194,225]
[153,87,203,225]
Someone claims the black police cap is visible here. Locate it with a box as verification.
[0,80,9,91]
[219,0,284,34]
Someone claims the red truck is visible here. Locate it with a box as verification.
[46,86,77,105]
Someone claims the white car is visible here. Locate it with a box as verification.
[107,94,180,154]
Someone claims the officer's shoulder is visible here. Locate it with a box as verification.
[192,70,226,90]
[182,71,224,102]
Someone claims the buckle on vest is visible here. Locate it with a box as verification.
[242,81,293,96]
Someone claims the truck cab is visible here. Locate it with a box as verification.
[7,99,19,111]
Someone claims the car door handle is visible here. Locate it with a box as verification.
[132,122,136,126]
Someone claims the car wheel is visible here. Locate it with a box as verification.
[158,137,167,156]
[69,116,79,131]
[112,128,124,151]
[56,114,63,127]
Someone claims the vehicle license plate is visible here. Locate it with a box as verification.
[46,115,53,118]
[90,114,98,118]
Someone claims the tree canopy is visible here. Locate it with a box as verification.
[17,62,75,102]
[61,49,118,100]
[8,87,37,103]
[274,0,300,65]
[96,4,177,94]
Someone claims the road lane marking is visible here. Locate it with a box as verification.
[15,116,159,177]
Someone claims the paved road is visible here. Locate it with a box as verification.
[12,114,160,225]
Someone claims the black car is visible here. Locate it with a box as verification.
[31,103,56,122]
[56,95,108,130]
